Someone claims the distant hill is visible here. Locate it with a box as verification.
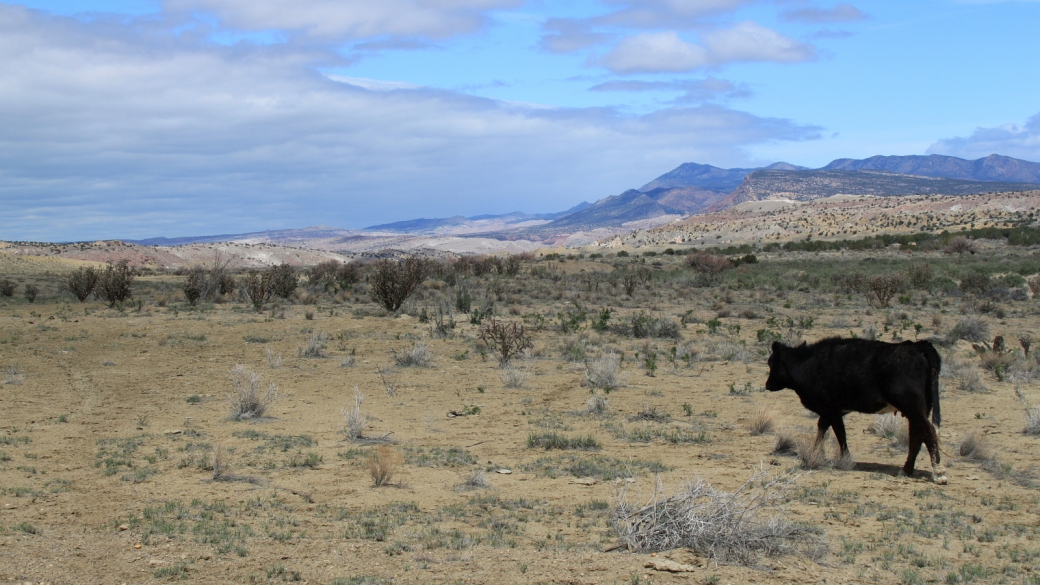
[639,161,806,192]
[822,154,1040,183]
[706,169,1040,212]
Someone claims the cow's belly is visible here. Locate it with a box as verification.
[842,402,898,415]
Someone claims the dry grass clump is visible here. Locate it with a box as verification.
[500,362,531,389]
[2,365,24,386]
[454,470,492,492]
[369,445,403,487]
[1025,406,1040,436]
[611,469,826,563]
[298,330,328,358]
[771,431,798,456]
[226,365,278,420]
[629,404,671,423]
[393,336,433,367]
[747,409,777,436]
[576,393,610,416]
[211,445,261,484]
[795,436,827,470]
[868,413,909,446]
[958,431,994,461]
[264,346,283,369]
[833,450,856,471]
[703,340,755,363]
[342,387,369,441]
[584,352,625,392]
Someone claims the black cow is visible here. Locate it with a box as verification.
[765,337,946,483]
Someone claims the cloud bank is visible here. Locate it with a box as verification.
[0,5,821,241]
[928,113,1040,161]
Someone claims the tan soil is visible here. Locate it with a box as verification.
[1,266,1039,585]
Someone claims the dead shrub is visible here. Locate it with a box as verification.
[369,445,403,487]
[1025,406,1040,436]
[244,270,274,312]
[226,365,278,420]
[478,319,532,365]
[611,468,826,563]
[866,274,903,308]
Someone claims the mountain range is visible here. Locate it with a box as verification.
[125,154,1040,248]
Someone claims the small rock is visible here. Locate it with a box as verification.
[134,544,142,549]
[163,429,183,435]
[495,469,512,475]
[118,524,129,531]
[645,560,698,573]
[148,560,165,566]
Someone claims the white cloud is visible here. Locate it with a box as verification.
[927,114,1040,161]
[595,23,814,73]
[162,0,521,40]
[0,5,820,240]
[596,32,709,73]
[703,21,815,64]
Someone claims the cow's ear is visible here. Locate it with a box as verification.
[771,341,781,353]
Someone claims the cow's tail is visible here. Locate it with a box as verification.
[919,341,942,427]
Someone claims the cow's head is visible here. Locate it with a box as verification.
[765,341,791,391]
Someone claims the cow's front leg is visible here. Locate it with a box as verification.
[814,417,832,451]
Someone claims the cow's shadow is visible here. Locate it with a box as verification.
[849,461,931,480]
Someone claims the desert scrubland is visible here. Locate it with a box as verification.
[2,218,1040,584]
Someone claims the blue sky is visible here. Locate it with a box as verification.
[2,0,1039,240]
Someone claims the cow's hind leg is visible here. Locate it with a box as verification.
[814,417,832,450]
[831,417,850,456]
[902,420,924,477]
[922,421,947,485]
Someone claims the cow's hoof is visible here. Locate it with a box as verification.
[934,475,948,485]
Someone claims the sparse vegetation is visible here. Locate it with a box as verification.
[226,365,278,420]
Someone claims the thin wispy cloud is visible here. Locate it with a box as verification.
[162,0,522,41]
[781,3,868,24]
[590,77,753,102]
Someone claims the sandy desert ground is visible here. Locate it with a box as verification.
[1,245,1040,585]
